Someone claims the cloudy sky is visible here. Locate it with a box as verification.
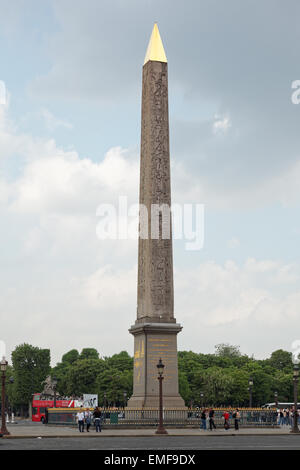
[1,0,300,365]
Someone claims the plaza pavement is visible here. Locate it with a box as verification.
[1,421,297,439]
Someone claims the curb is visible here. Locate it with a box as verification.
[1,432,298,439]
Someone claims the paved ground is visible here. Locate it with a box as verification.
[0,422,296,438]
[1,435,300,450]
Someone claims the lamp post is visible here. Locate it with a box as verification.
[248,377,253,408]
[103,393,107,424]
[123,391,127,409]
[200,392,204,408]
[1,357,10,436]
[7,377,14,423]
[291,356,300,434]
[52,376,57,408]
[155,358,168,435]
[274,391,278,408]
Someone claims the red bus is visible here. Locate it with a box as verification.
[32,394,75,423]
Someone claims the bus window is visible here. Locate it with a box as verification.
[40,407,46,413]
[32,407,38,414]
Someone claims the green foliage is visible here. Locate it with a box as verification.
[0,365,15,405]
[62,349,79,365]
[268,349,293,371]
[79,348,99,361]
[96,368,133,406]
[215,343,241,358]
[104,351,133,371]
[64,358,105,396]
[6,343,298,410]
[11,343,50,407]
[178,346,295,406]
[178,371,191,403]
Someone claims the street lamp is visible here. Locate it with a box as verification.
[123,391,127,408]
[291,355,300,434]
[274,391,278,408]
[248,377,253,408]
[103,393,107,424]
[155,358,168,435]
[52,376,58,408]
[0,357,10,436]
[200,391,204,408]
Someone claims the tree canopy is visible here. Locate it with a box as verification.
[5,344,297,410]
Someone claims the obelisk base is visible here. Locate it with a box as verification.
[127,322,186,410]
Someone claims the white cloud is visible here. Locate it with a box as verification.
[9,146,138,215]
[40,108,73,132]
[1,97,300,363]
[175,258,300,328]
[212,114,231,134]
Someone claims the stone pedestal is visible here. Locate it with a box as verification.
[127,323,185,409]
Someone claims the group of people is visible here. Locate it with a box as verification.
[75,406,103,433]
[277,408,300,426]
[199,408,241,431]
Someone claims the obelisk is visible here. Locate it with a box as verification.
[127,24,185,409]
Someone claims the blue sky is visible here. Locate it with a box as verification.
[1,0,300,364]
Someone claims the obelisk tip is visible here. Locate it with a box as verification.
[144,23,167,65]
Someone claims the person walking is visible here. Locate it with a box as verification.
[76,406,85,433]
[85,409,92,432]
[93,407,102,432]
[283,409,287,425]
[200,409,207,430]
[223,410,230,430]
[279,409,284,426]
[277,408,280,425]
[233,408,240,430]
[208,408,217,430]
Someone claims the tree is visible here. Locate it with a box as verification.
[64,358,105,396]
[11,344,50,414]
[62,349,79,365]
[201,367,234,405]
[96,368,133,406]
[104,351,133,371]
[268,350,293,372]
[79,348,99,361]
[178,371,191,404]
[215,343,241,358]
[0,364,16,410]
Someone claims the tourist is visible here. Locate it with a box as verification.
[208,408,217,430]
[76,406,85,432]
[279,409,284,426]
[85,408,92,432]
[200,409,207,430]
[223,410,230,430]
[233,408,240,430]
[93,407,102,432]
[283,409,287,425]
[277,408,280,425]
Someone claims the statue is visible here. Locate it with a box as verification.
[40,375,56,399]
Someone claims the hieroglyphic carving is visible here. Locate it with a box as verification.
[128,38,186,409]
[137,60,174,322]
